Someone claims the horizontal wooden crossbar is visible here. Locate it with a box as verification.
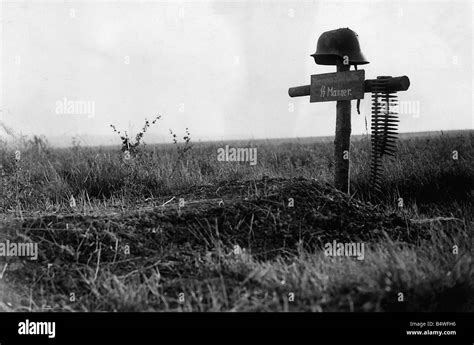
[288,76,410,98]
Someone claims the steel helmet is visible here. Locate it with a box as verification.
[311,28,369,66]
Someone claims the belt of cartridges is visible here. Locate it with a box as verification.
[370,76,399,193]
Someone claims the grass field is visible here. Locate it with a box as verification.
[0,130,472,312]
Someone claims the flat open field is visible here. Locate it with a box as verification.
[0,130,472,312]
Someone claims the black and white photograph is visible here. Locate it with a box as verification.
[0,0,472,344]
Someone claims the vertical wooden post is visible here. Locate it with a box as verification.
[334,61,351,193]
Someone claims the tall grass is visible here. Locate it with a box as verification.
[0,131,472,312]
[1,131,472,215]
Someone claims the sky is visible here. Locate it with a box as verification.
[0,0,472,146]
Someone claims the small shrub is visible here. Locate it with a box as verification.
[110,115,161,155]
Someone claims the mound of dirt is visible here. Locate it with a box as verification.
[9,177,426,265]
